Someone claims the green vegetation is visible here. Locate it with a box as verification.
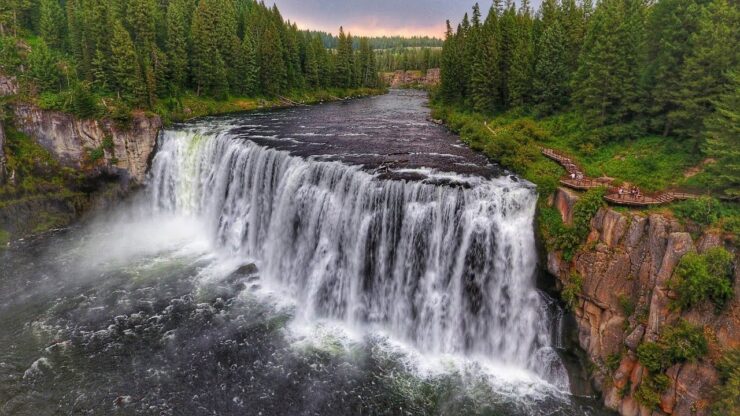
[0,0,384,123]
[375,48,442,72]
[712,348,740,416]
[637,320,708,373]
[434,0,738,199]
[670,248,734,311]
[635,320,708,409]
[561,273,583,310]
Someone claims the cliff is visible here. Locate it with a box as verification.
[12,105,161,184]
[547,187,738,416]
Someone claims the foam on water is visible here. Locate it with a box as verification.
[146,126,570,393]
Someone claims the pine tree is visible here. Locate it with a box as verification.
[27,39,61,91]
[165,0,188,91]
[335,27,354,88]
[237,31,259,95]
[533,21,570,114]
[109,20,145,103]
[574,0,647,132]
[643,0,703,136]
[440,20,464,103]
[191,0,228,96]
[671,0,739,139]
[471,6,501,113]
[507,6,534,107]
[703,70,740,198]
[258,22,287,95]
[38,0,65,50]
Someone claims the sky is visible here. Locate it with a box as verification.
[270,0,489,38]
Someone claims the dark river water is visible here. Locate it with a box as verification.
[0,90,609,415]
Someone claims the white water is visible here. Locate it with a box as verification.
[148,127,569,390]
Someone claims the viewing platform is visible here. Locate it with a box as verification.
[538,146,702,207]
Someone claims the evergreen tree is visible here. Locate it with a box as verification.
[258,22,287,95]
[671,0,739,139]
[109,20,144,103]
[191,0,228,96]
[507,6,534,107]
[471,6,501,113]
[440,20,464,103]
[27,39,61,91]
[335,27,354,88]
[38,0,65,50]
[643,0,704,136]
[165,0,188,91]
[533,21,570,114]
[703,70,740,198]
[237,31,259,95]
[574,0,647,132]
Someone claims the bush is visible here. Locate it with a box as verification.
[637,342,669,373]
[662,320,708,363]
[561,273,583,310]
[673,196,722,226]
[637,320,707,373]
[635,373,671,408]
[712,349,740,416]
[671,248,734,311]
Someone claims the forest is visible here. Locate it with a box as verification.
[0,0,382,118]
[438,0,739,198]
[308,31,442,50]
[375,47,442,72]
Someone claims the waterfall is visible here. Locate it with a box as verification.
[148,127,569,389]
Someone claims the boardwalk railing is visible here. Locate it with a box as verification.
[537,146,702,207]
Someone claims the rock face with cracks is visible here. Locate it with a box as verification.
[13,104,161,184]
[547,187,738,416]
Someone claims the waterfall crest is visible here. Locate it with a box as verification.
[148,127,568,388]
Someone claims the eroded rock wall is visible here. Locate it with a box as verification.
[13,105,161,184]
[547,187,738,416]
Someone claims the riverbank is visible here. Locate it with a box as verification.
[429,102,739,416]
[0,86,386,245]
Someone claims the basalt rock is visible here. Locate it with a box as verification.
[13,104,161,184]
[547,189,738,416]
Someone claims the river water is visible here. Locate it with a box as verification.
[0,90,609,415]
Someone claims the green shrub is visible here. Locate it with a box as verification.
[712,349,740,416]
[561,273,583,310]
[671,248,734,311]
[69,83,100,119]
[88,147,104,163]
[635,373,671,408]
[618,295,636,316]
[102,136,114,151]
[573,187,607,237]
[606,352,623,372]
[637,320,707,373]
[673,196,722,226]
[662,320,708,363]
[637,342,669,373]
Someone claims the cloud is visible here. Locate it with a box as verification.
[270,0,485,37]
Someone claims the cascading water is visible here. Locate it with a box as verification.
[148,126,569,389]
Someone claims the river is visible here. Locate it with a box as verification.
[0,90,609,415]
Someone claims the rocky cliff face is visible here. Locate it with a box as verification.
[547,187,738,416]
[0,119,6,184]
[13,105,161,184]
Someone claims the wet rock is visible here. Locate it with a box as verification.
[233,263,258,277]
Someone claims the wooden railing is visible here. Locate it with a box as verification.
[537,146,703,207]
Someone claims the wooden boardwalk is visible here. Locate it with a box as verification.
[538,146,702,207]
